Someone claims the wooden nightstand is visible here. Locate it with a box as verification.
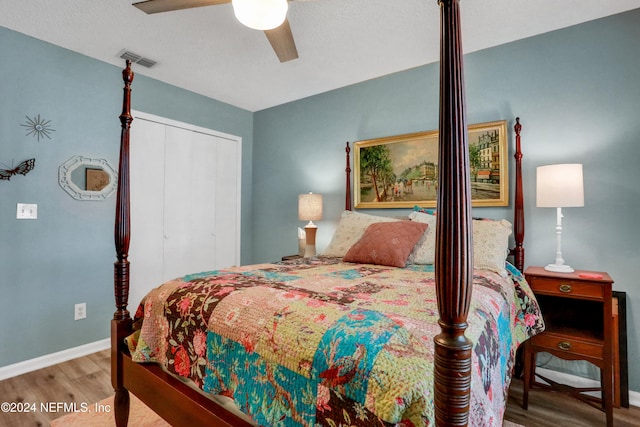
[522,266,614,427]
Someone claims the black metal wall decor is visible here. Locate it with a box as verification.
[21,114,55,141]
[0,158,36,181]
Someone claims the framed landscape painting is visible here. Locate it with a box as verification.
[354,120,508,208]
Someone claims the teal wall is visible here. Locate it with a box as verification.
[0,26,253,366]
[253,9,640,392]
[2,7,639,396]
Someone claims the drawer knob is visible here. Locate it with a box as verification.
[559,284,572,293]
[558,341,572,351]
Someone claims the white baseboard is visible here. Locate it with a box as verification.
[537,367,640,408]
[0,338,110,381]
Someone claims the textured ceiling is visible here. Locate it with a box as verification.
[1,0,639,111]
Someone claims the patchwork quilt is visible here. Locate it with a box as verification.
[127,257,544,427]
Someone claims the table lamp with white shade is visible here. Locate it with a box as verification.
[298,192,323,258]
[536,163,584,273]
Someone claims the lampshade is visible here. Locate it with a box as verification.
[298,192,323,221]
[232,0,288,31]
[536,164,584,208]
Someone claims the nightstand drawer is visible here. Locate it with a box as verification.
[528,276,603,300]
[531,332,603,359]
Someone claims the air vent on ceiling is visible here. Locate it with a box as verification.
[136,57,157,68]
[117,49,157,68]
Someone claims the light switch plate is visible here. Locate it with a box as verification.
[17,203,38,219]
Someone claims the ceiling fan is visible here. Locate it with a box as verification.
[132,0,310,62]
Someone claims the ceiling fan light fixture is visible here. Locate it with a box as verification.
[232,0,288,31]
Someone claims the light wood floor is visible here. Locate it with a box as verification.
[0,349,637,426]
[0,350,112,427]
[505,378,638,426]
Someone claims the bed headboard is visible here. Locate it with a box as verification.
[344,117,525,273]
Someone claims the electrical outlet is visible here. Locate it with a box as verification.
[74,303,86,320]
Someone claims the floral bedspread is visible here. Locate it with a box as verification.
[127,257,544,427]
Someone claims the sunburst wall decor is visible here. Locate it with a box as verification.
[21,114,55,141]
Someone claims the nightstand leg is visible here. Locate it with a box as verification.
[522,341,533,409]
[602,362,614,426]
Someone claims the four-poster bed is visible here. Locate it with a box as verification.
[111,1,540,426]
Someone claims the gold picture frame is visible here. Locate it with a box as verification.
[354,120,508,208]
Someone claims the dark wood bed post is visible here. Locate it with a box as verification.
[112,60,134,427]
[434,0,473,426]
[345,142,352,211]
[511,118,525,273]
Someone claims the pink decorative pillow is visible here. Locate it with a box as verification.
[322,210,399,257]
[343,221,429,268]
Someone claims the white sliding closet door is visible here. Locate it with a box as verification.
[128,112,241,313]
[162,126,218,280]
[214,138,240,269]
[129,116,165,309]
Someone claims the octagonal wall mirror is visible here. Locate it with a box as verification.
[59,155,118,201]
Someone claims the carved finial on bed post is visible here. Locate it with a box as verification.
[345,142,352,211]
[512,118,525,272]
[434,0,473,426]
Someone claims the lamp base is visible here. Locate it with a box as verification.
[303,224,318,258]
[544,263,575,273]
[304,245,317,258]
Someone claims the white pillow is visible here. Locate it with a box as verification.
[407,211,437,264]
[473,218,512,276]
[408,211,512,276]
[322,211,399,257]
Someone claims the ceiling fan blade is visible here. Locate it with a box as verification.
[133,0,230,14]
[264,19,299,62]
